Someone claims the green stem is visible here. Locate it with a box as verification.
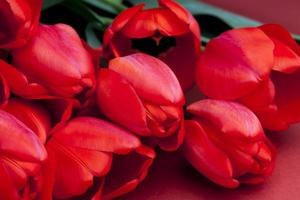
[102,0,128,12]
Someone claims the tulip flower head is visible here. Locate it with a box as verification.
[97,53,185,151]
[183,100,276,188]
[103,0,201,90]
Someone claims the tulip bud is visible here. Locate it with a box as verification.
[0,0,42,49]
[0,24,96,99]
[183,100,276,188]
[103,0,201,90]
[97,53,185,151]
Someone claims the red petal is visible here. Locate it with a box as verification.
[271,70,300,127]
[188,100,264,140]
[0,162,19,200]
[52,117,142,154]
[196,27,274,99]
[109,53,184,105]
[183,120,239,188]
[240,78,275,109]
[48,142,94,199]
[159,0,201,41]
[159,33,199,91]
[3,98,51,143]
[111,4,145,33]
[0,71,10,106]
[103,145,155,199]
[122,8,189,38]
[0,110,47,162]
[96,69,149,136]
[0,60,51,98]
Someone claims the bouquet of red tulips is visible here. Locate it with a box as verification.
[1,0,300,199]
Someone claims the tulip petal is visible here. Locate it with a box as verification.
[259,24,300,73]
[2,98,51,143]
[103,145,155,199]
[0,110,47,162]
[150,116,185,151]
[111,4,145,33]
[183,120,239,188]
[52,117,142,154]
[188,100,264,140]
[159,0,201,41]
[159,33,199,90]
[122,8,189,38]
[0,162,19,200]
[109,53,184,105]
[48,141,94,199]
[196,27,274,99]
[240,78,275,109]
[0,72,9,106]
[0,60,51,99]
[96,69,149,135]
[271,70,300,127]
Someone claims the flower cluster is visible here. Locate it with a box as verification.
[0,0,299,199]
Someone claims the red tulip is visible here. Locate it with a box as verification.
[0,110,47,200]
[97,53,185,151]
[2,98,52,143]
[103,0,201,91]
[41,117,154,199]
[0,0,42,49]
[196,24,300,130]
[183,100,276,188]
[0,24,96,99]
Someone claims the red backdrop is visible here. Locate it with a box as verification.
[121,1,300,199]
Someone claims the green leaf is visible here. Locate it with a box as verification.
[177,0,260,28]
[126,0,158,8]
[62,0,113,27]
[83,0,127,14]
[42,0,65,10]
[85,22,103,48]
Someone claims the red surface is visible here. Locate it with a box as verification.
[202,0,300,34]
[120,2,300,199]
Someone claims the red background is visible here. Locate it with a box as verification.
[121,1,300,199]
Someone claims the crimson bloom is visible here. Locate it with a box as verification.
[183,100,276,188]
[0,24,95,99]
[0,110,47,200]
[103,0,201,91]
[0,0,42,49]
[196,24,300,130]
[41,117,154,199]
[97,53,185,151]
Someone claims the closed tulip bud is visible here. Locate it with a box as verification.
[97,53,185,151]
[103,0,201,91]
[0,24,96,99]
[183,100,276,188]
[0,0,42,49]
